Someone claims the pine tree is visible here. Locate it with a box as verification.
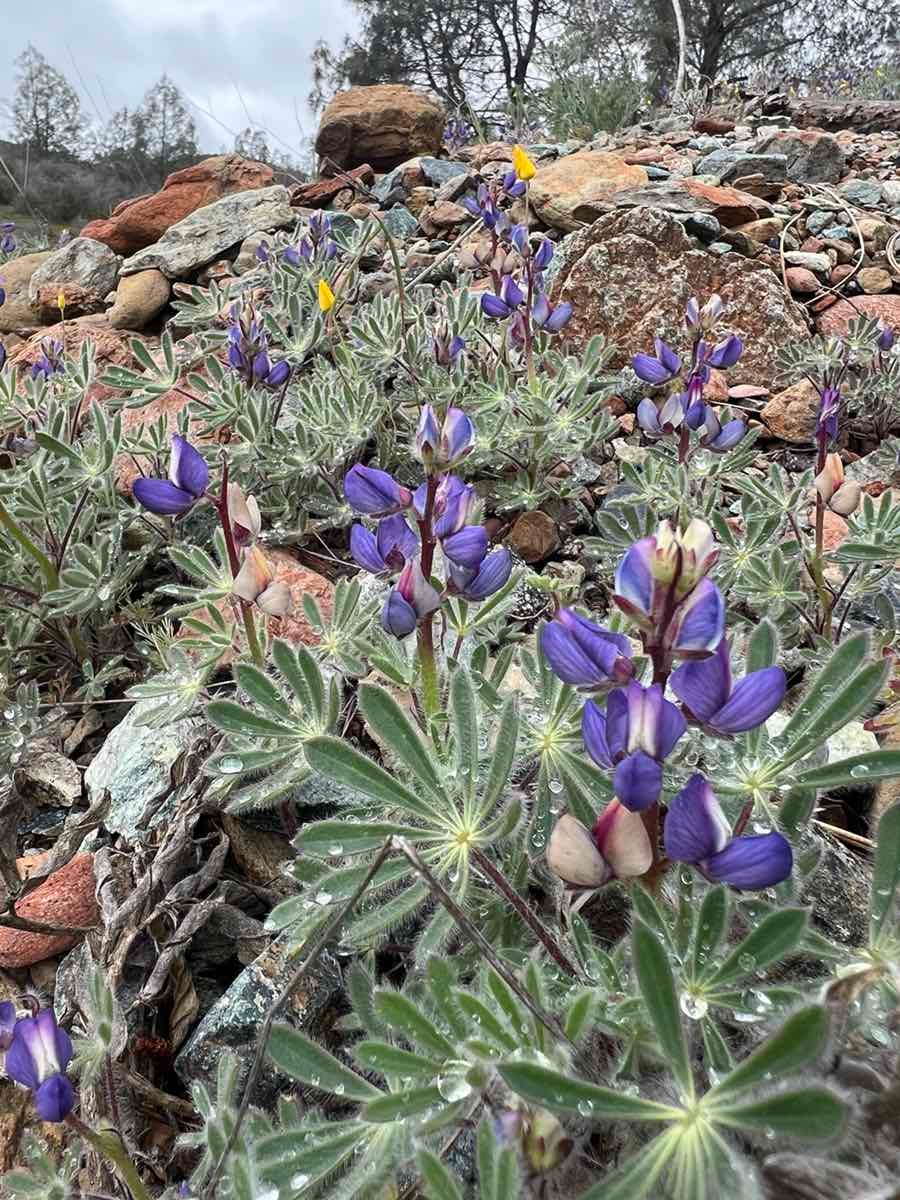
[11,45,86,156]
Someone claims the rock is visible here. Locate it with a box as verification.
[420,158,468,187]
[857,266,893,294]
[108,268,171,330]
[681,212,721,240]
[290,164,375,208]
[839,178,882,207]
[529,151,649,232]
[28,237,121,309]
[418,200,469,236]
[13,747,81,807]
[232,231,273,275]
[548,208,809,390]
[856,216,891,248]
[734,216,784,242]
[696,149,787,183]
[0,854,98,968]
[81,155,274,256]
[121,186,295,279]
[783,251,831,274]
[817,294,900,336]
[33,282,108,321]
[0,251,50,332]
[612,178,763,228]
[83,699,206,841]
[508,511,560,564]
[381,205,420,239]
[174,934,343,1107]
[315,85,445,172]
[760,379,820,442]
[785,267,821,294]
[756,130,846,184]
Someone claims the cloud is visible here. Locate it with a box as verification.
[0,0,360,157]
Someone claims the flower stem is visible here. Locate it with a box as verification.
[416,474,441,719]
[0,502,59,590]
[811,432,834,638]
[66,1114,152,1200]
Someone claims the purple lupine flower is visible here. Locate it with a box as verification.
[0,234,15,256]
[480,275,525,319]
[636,392,686,436]
[540,608,634,689]
[133,434,209,516]
[670,639,786,735]
[547,802,652,888]
[685,294,723,331]
[226,304,289,388]
[415,474,476,538]
[699,406,747,452]
[501,170,527,198]
[344,465,413,515]
[5,1008,74,1122]
[415,406,475,469]
[431,327,466,367]
[462,184,506,230]
[817,384,841,442]
[255,241,270,264]
[664,775,793,889]
[350,514,419,574]
[30,338,65,381]
[613,520,724,657]
[448,547,512,600]
[382,559,441,637]
[707,334,743,369]
[632,336,681,385]
[0,1001,16,1051]
[442,525,489,568]
[878,323,894,352]
[532,294,573,333]
[582,681,686,812]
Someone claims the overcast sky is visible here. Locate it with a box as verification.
[0,0,361,159]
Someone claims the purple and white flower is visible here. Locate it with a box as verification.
[540,608,634,689]
[133,434,209,516]
[4,1008,74,1122]
[670,639,786,735]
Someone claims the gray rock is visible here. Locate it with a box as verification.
[174,934,343,1107]
[880,180,900,205]
[381,204,419,239]
[839,178,883,208]
[707,241,732,256]
[83,700,206,840]
[696,149,787,184]
[28,237,121,302]
[372,165,405,203]
[121,186,295,279]
[820,224,852,241]
[805,210,833,236]
[756,130,845,184]
[679,212,721,241]
[419,157,468,187]
[645,165,671,179]
[783,251,831,273]
[233,230,273,275]
[13,745,81,807]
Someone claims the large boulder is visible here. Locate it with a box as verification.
[120,185,295,279]
[548,208,810,390]
[0,251,51,333]
[755,130,846,185]
[28,237,121,309]
[315,85,445,172]
[529,151,649,232]
[81,154,274,256]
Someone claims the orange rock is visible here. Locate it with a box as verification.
[530,151,649,232]
[760,380,821,443]
[315,85,445,172]
[818,295,900,337]
[81,155,274,256]
[0,854,98,968]
[807,507,849,551]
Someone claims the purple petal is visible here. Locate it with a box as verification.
[481,293,511,320]
[557,609,633,676]
[632,353,672,385]
[34,1074,75,1122]
[664,774,730,862]
[376,514,419,568]
[460,547,511,599]
[442,408,475,462]
[655,337,681,376]
[656,692,688,758]
[432,475,475,537]
[705,832,793,889]
[381,589,418,638]
[350,524,387,574]
[532,293,551,328]
[708,418,746,452]
[416,405,441,459]
[637,398,662,434]
[542,622,610,687]
[462,196,482,218]
[545,302,573,333]
[169,435,209,498]
[614,537,655,623]
[4,1025,39,1089]
[685,400,707,430]
[132,478,195,516]
[604,688,630,760]
[670,579,725,657]
[670,638,732,722]
[442,525,488,568]
[501,275,525,309]
[267,360,291,388]
[533,239,553,270]
[344,465,411,515]
[710,667,786,735]
[613,751,662,812]
[708,334,743,369]
[582,700,612,767]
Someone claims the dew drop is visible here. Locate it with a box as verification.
[577,1099,595,1117]
[218,755,244,774]
[548,778,564,795]
[437,1075,472,1101]
[679,991,709,1021]
[314,890,333,907]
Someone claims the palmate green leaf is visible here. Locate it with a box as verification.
[745,619,779,754]
[555,747,614,828]
[296,820,422,856]
[267,1025,382,1101]
[713,1087,845,1141]
[705,1006,829,1103]
[691,886,729,981]
[478,698,519,820]
[373,991,457,1059]
[631,886,674,948]
[872,801,900,944]
[703,908,808,988]
[779,659,890,768]
[354,1040,443,1078]
[417,1149,463,1200]
[205,700,296,740]
[271,638,325,714]
[256,1126,368,1192]
[477,1116,521,1200]
[347,880,430,946]
[365,1084,444,1122]
[792,750,900,790]
[632,922,693,1101]
[574,1125,682,1200]
[233,662,288,717]
[498,1061,682,1121]
[359,682,447,799]
[779,632,869,744]
[450,668,479,806]
[305,735,442,822]
[455,991,517,1052]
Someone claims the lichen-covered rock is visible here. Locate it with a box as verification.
[818,294,900,337]
[756,130,846,184]
[548,208,809,389]
[81,154,274,255]
[529,151,649,232]
[28,237,121,306]
[315,85,445,172]
[760,380,821,442]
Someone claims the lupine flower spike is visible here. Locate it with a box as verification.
[664,775,792,889]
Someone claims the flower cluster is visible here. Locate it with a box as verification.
[226,304,290,389]
[284,212,338,265]
[30,338,65,381]
[634,295,748,457]
[345,407,512,638]
[543,518,790,892]
[2,1004,74,1122]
